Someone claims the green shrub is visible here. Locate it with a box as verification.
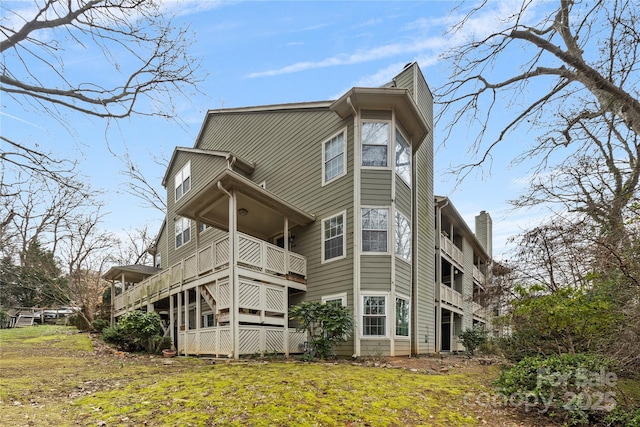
[603,406,640,427]
[102,311,163,353]
[459,325,487,357]
[495,353,617,426]
[91,318,110,333]
[289,301,353,359]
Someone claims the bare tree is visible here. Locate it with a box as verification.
[1,0,200,120]
[119,151,167,214]
[1,0,202,185]
[438,0,640,191]
[114,225,156,266]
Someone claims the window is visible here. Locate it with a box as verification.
[322,293,347,307]
[323,130,346,184]
[395,129,411,185]
[362,122,389,167]
[201,312,215,328]
[362,208,388,252]
[174,162,191,201]
[362,295,386,336]
[154,253,161,269]
[322,212,346,262]
[175,217,191,248]
[395,211,411,262]
[395,297,409,337]
[198,223,210,234]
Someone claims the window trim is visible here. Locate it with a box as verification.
[322,292,347,307]
[322,127,348,186]
[361,292,389,338]
[175,216,191,249]
[174,161,191,202]
[395,126,411,186]
[394,295,410,339]
[394,210,411,263]
[321,210,347,263]
[361,120,391,170]
[361,206,389,254]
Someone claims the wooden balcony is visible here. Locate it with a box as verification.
[472,302,488,320]
[440,234,464,267]
[472,266,486,286]
[113,232,307,315]
[440,284,463,311]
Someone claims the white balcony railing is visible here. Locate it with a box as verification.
[472,302,487,319]
[113,231,307,313]
[440,234,464,266]
[472,266,486,286]
[440,284,463,310]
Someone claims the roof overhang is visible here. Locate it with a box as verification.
[435,195,490,260]
[161,147,255,187]
[330,87,431,151]
[175,169,315,238]
[102,265,161,282]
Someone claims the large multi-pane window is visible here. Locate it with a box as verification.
[395,129,411,185]
[395,211,411,262]
[395,297,410,337]
[174,162,191,201]
[362,295,386,336]
[362,122,389,167]
[323,130,346,184]
[175,216,191,248]
[322,212,346,262]
[362,208,388,252]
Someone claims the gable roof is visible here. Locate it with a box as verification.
[161,147,255,187]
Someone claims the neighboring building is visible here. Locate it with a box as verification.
[103,63,493,358]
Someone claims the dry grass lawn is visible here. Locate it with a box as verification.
[0,325,557,426]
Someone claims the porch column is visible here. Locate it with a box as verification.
[110,280,115,326]
[183,289,189,356]
[283,216,289,356]
[169,294,175,350]
[195,285,201,354]
[177,291,182,354]
[450,311,454,353]
[228,189,239,359]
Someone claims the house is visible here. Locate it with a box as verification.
[102,62,493,358]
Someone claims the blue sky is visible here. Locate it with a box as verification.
[1,0,554,259]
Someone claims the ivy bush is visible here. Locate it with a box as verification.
[102,311,164,353]
[289,301,353,359]
[459,325,487,357]
[494,353,617,426]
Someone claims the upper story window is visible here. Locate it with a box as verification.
[198,223,210,234]
[175,216,191,248]
[323,129,346,185]
[362,122,389,167]
[395,211,411,262]
[395,129,411,185]
[362,207,388,253]
[174,162,191,201]
[154,253,161,269]
[322,211,346,262]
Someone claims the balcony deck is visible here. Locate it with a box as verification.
[440,284,464,311]
[113,232,307,316]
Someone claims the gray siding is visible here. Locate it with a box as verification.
[394,63,435,354]
[395,260,411,296]
[362,110,392,121]
[196,108,357,320]
[395,178,411,216]
[360,340,390,356]
[361,256,391,290]
[394,339,411,356]
[361,169,392,205]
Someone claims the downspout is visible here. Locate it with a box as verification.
[217,181,239,359]
[348,96,361,357]
[435,198,448,353]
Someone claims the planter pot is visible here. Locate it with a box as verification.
[162,349,176,358]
